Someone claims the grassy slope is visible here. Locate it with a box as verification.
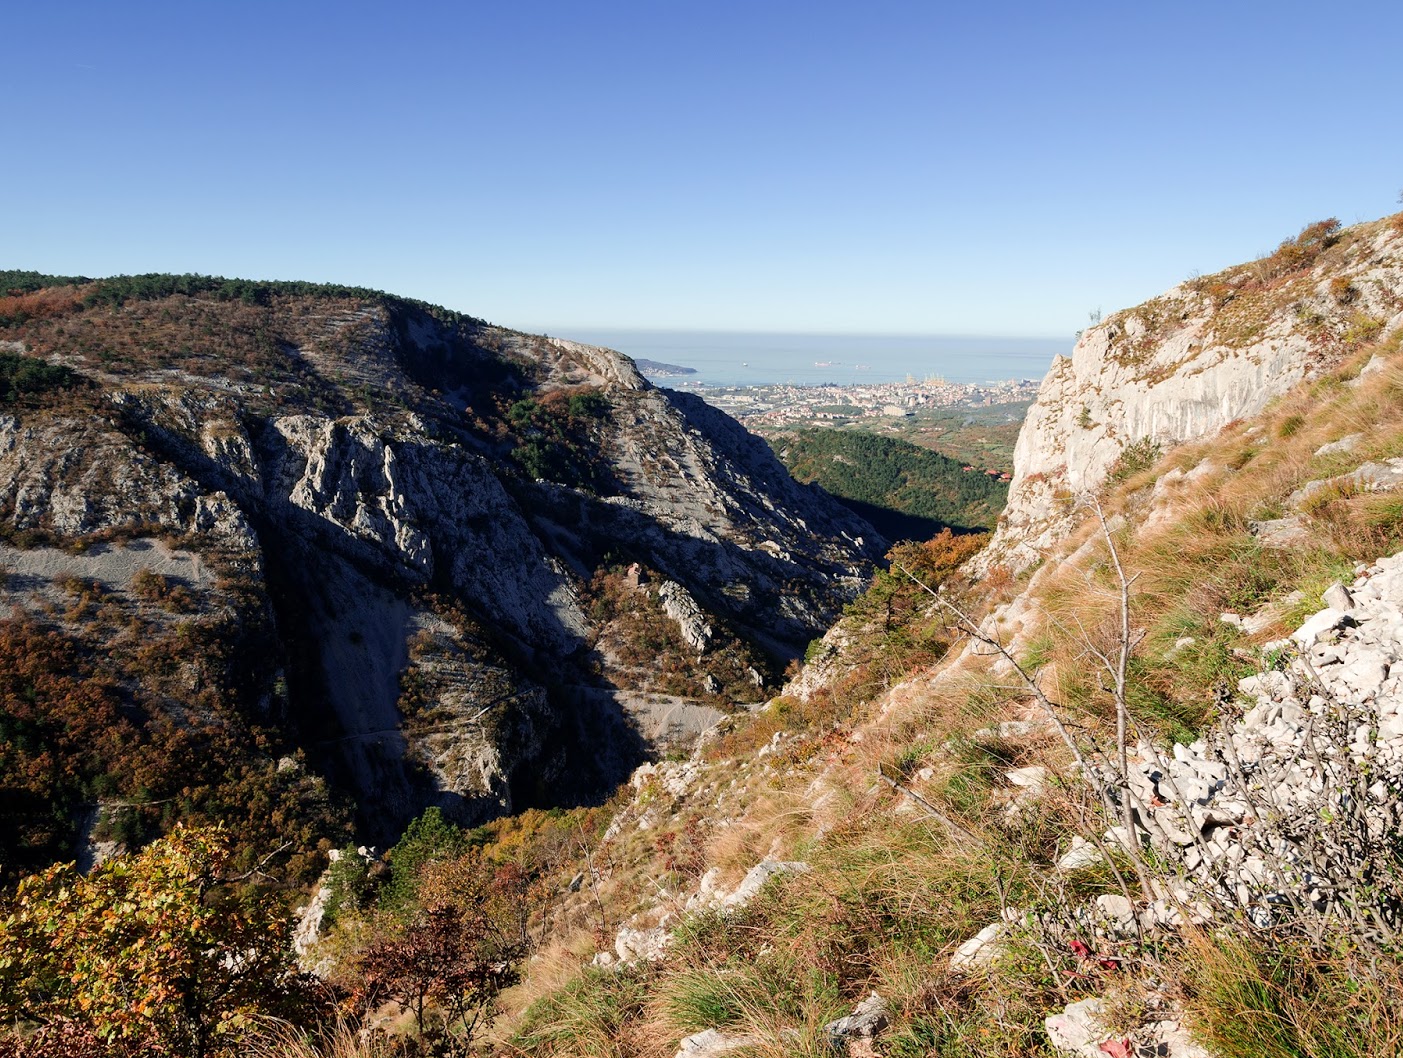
[476,270,1403,1056]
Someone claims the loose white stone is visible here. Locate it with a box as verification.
[950,922,1007,972]
[1056,837,1106,872]
[1292,607,1353,647]
[1006,765,1050,790]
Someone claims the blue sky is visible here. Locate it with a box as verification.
[5,1,1401,337]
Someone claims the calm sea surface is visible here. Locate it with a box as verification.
[555,329,1067,387]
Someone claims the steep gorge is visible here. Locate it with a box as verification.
[0,275,881,865]
[484,212,1403,1058]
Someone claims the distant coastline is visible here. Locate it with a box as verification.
[632,358,697,377]
[558,328,1066,387]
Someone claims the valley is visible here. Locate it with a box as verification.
[5,210,1403,1058]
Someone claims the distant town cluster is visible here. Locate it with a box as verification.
[669,375,1043,425]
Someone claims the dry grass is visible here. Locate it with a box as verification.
[243,1020,391,1058]
[1173,932,1403,1058]
[495,325,1403,1057]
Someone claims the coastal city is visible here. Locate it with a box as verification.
[648,373,1043,426]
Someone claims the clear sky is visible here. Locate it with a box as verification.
[5,1,1401,338]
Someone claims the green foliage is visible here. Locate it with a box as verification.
[380,807,468,914]
[321,846,373,927]
[816,530,986,710]
[507,389,612,489]
[850,530,986,631]
[1107,437,1163,483]
[0,353,78,403]
[82,273,382,311]
[0,825,326,1058]
[566,390,609,419]
[771,428,1007,537]
[0,270,90,295]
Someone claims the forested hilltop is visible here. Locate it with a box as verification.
[768,427,1008,540]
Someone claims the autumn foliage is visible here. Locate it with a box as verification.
[0,825,328,1057]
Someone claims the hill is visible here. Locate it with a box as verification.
[7,211,1403,1058]
[0,271,881,877]
[767,427,1007,539]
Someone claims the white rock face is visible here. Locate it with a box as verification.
[543,337,648,390]
[659,579,714,652]
[977,218,1403,573]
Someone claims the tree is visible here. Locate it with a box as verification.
[356,848,531,1054]
[380,807,468,913]
[0,825,326,1057]
[357,905,520,1055]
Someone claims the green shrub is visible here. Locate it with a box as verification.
[321,845,373,926]
[1107,437,1163,483]
[0,353,78,402]
[379,807,468,913]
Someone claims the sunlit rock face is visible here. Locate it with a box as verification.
[977,216,1403,574]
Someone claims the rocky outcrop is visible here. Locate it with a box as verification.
[980,216,1403,572]
[0,285,879,847]
[1104,553,1403,931]
[659,580,713,652]
[541,337,647,390]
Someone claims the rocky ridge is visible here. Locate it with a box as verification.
[0,277,881,855]
[980,215,1403,573]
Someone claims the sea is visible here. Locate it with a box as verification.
[554,329,1067,388]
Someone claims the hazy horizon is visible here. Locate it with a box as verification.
[554,327,1066,387]
[7,2,1401,336]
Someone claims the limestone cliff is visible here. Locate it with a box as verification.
[0,274,880,856]
[980,215,1403,572]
